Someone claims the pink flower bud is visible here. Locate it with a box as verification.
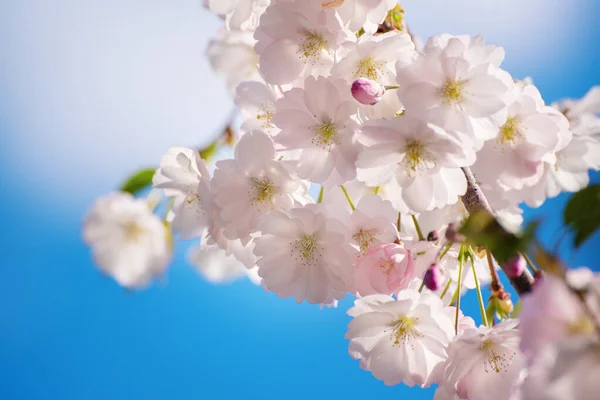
[423,263,444,291]
[351,78,385,105]
[355,243,414,296]
[503,254,526,277]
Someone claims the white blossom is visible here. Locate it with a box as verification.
[345,290,455,387]
[83,192,172,289]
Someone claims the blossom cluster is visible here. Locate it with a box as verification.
[82,1,600,399]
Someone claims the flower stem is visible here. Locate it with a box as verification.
[418,281,425,293]
[317,186,325,204]
[522,252,538,272]
[411,214,425,241]
[440,279,452,299]
[486,250,502,290]
[384,85,399,90]
[396,212,402,232]
[470,253,489,327]
[340,185,355,211]
[455,246,465,334]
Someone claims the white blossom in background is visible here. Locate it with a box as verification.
[554,85,600,139]
[205,0,270,31]
[437,319,525,400]
[153,147,212,240]
[254,204,355,304]
[323,0,398,33]
[519,272,596,361]
[211,130,310,243]
[254,0,354,85]
[356,115,476,212]
[207,29,261,91]
[83,192,172,289]
[346,290,455,386]
[272,75,362,186]
[188,242,260,285]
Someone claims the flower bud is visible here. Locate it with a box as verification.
[427,230,439,242]
[503,254,526,277]
[351,78,385,105]
[423,263,444,291]
[445,222,465,243]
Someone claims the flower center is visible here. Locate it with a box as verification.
[256,104,275,128]
[123,221,144,243]
[250,176,278,206]
[355,57,386,82]
[299,32,327,63]
[497,117,522,145]
[312,120,341,149]
[480,339,513,374]
[390,316,421,345]
[568,316,595,336]
[402,140,434,175]
[291,234,322,267]
[441,79,466,104]
[353,229,378,254]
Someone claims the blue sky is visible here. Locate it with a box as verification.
[0,1,599,399]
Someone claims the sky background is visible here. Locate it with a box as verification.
[0,1,599,399]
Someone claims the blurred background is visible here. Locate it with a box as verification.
[0,0,598,398]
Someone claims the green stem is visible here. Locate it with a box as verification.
[411,214,425,241]
[522,252,538,272]
[384,85,399,90]
[418,281,425,293]
[317,186,325,204]
[340,185,356,211]
[440,279,452,299]
[455,246,465,334]
[439,242,453,260]
[470,253,489,327]
[374,186,380,195]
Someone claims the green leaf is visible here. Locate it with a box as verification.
[119,168,156,195]
[564,185,600,247]
[459,211,537,264]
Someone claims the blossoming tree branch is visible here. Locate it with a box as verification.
[82,1,600,399]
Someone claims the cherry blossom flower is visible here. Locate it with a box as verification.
[323,0,399,33]
[253,204,355,304]
[235,81,282,136]
[153,147,212,240]
[254,0,353,85]
[83,192,172,289]
[272,75,362,186]
[188,242,249,284]
[207,29,260,91]
[205,0,270,31]
[332,31,414,86]
[473,82,570,191]
[437,319,526,400]
[519,273,595,361]
[520,337,600,400]
[356,115,476,212]
[355,243,414,296]
[554,85,600,138]
[211,130,309,243]
[397,34,515,149]
[345,290,455,386]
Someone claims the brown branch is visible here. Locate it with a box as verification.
[461,167,534,295]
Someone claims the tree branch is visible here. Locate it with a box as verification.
[461,167,534,295]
